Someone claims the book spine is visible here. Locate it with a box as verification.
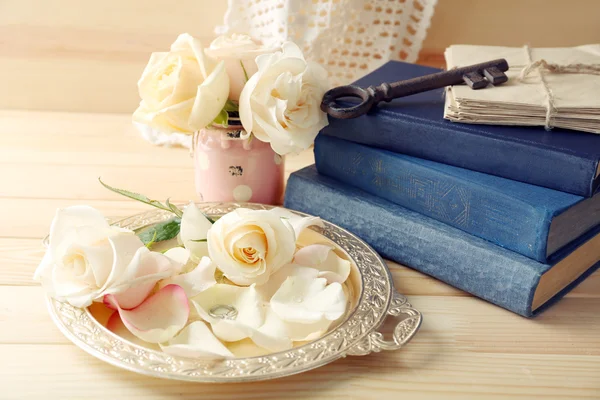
[284,167,543,317]
[320,112,597,197]
[314,135,551,262]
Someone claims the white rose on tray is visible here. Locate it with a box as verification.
[34,206,181,308]
[202,207,322,285]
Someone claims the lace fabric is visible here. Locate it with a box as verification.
[217,0,437,87]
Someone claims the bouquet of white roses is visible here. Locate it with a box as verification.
[35,182,351,358]
[133,33,330,156]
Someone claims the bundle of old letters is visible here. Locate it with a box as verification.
[444,44,600,134]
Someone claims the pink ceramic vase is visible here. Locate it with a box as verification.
[193,127,285,205]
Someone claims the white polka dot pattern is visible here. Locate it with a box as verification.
[233,185,253,202]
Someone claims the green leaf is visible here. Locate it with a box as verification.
[165,198,183,218]
[99,178,215,224]
[138,218,181,246]
[99,178,171,213]
[212,109,229,128]
[240,61,249,82]
[145,230,158,249]
[223,99,239,112]
[189,238,207,242]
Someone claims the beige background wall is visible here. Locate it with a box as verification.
[1,0,599,113]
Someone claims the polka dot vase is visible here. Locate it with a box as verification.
[193,127,285,205]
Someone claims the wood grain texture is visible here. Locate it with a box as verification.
[1,110,599,399]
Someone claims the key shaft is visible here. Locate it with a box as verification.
[321,58,509,119]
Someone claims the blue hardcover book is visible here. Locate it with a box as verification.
[320,61,600,197]
[314,135,600,263]
[284,166,600,317]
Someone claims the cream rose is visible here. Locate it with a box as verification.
[133,33,230,133]
[206,208,299,285]
[34,206,179,308]
[239,41,330,155]
[205,34,276,102]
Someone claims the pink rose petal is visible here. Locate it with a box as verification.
[104,249,179,310]
[106,311,146,344]
[104,284,189,343]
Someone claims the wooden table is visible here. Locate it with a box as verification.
[1,109,599,399]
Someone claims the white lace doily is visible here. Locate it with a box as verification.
[217,0,437,86]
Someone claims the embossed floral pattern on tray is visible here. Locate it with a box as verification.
[47,203,422,382]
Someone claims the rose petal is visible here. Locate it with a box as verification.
[104,284,189,343]
[281,41,306,60]
[33,245,55,283]
[158,256,216,297]
[137,52,169,105]
[170,33,212,79]
[50,267,92,307]
[250,307,293,352]
[226,339,271,358]
[293,244,351,284]
[101,234,149,290]
[48,206,110,247]
[163,247,191,266]
[293,244,330,265]
[267,208,323,239]
[271,277,346,323]
[179,202,213,261]
[103,248,179,309]
[192,284,263,342]
[46,206,117,273]
[159,321,234,358]
[106,311,151,346]
[239,69,262,134]
[255,305,332,343]
[285,317,333,342]
[189,61,230,130]
[256,264,319,300]
[133,98,196,133]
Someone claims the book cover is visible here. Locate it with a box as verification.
[319,61,600,197]
[284,166,600,317]
[314,135,600,263]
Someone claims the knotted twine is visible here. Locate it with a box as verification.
[519,45,600,130]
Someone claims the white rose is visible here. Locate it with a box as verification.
[34,206,178,308]
[133,33,230,133]
[206,208,297,285]
[239,41,330,155]
[205,34,276,102]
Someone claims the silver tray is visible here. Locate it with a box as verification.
[46,203,422,382]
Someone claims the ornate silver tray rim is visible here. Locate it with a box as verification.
[46,203,422,382]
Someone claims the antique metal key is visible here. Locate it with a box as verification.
[321,59,509,119]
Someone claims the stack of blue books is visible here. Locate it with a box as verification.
[284,61,600,317]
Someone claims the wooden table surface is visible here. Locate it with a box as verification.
[1,109,599,399]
